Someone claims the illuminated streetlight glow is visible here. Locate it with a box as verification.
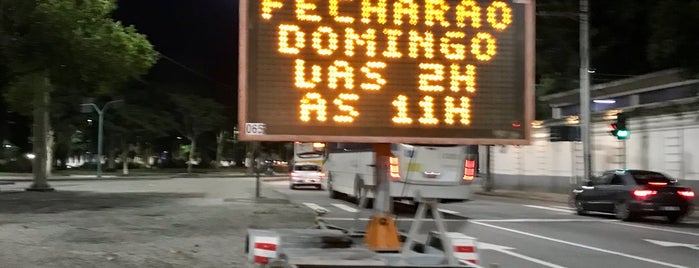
[593,99,615,104]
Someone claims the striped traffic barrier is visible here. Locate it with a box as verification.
[253,236,279,264]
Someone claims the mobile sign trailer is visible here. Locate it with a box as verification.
[239,0,535,145]
[239,0,534,266]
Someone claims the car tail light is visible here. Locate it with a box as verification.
[633,189,657,199]
[463,160,476,182]
[318,172,326,179]
[678,190,695,198]
[648,182,668,186]
[389,156,400,181]
[290,172,299,178]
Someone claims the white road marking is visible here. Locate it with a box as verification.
[479,242,567,268]
[302,202,329,213]
[474,219,615,223]
[320,217,468,222]
[551,205,575,211]
[320,217,612,223]
[438,208,460,215]
[610,222,699,237]
[644,239,699,250]
[523,205,574,213]
[331,203,359,213]
[471,221,688,268]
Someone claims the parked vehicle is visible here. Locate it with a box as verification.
[292,142,325,166]
[571,169,695,223]
[289,162,325,190]
[323,143,478,204]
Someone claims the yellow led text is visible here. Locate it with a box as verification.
[392,95,472,126]
[299,92,361,123]
[418,63,477,93]
[278,25,499,62]
[295,59,387,91]
[333,93,360,122]
[257,0,516,126]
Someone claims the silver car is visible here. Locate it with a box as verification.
[289,162,325,190]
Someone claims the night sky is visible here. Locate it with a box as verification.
[113,0,239,109]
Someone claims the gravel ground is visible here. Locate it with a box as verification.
[0,178,314,268]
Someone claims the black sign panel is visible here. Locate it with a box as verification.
[239,0,535,144]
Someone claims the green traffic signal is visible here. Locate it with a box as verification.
[615,129,629,139]
[610,112,629,140]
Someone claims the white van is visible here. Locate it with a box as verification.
[323,143,477,204]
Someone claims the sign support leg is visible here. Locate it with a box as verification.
[364,143,401,251]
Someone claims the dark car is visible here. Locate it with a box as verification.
[571,169,695,223]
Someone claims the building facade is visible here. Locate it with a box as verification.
[482,69,699,193]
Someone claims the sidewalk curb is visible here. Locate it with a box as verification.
[0,173,290,182]
[261,177,289,182]
[474,191,570,204]
[0,177,173,182]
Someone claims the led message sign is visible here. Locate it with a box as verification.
[239,0,534,144]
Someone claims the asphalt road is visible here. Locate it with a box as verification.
[267,180,699,268]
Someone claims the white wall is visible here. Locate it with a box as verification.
[684,128,699,180]
[491,111,699,183]
[625,112,699,180]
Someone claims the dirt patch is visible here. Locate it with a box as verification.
[0,190,314,267]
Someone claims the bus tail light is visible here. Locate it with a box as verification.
[463,160,476,182]
[389,156,400,181]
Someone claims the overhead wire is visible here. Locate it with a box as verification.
[158,53,236,89]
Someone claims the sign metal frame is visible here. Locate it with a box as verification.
[239,0,535,145]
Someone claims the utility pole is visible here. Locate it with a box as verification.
[253,142,261,198]
[81,100,123,179]
[579,0,592,181]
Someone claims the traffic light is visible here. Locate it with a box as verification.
[610,112,629,140]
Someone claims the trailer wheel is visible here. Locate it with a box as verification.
[354,178,373,209]
[328,173,340,199]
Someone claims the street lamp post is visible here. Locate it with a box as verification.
[538,1,593,183]
[81,100,123,179]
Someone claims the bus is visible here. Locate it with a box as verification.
[323,143,478,205]
[292,142,326,166]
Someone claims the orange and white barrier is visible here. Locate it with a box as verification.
[448,233,479,265]
[454,244,478,264]
[251,235,279,264]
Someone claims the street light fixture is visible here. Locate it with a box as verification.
[81,99,124,178]
[593,99,616,104]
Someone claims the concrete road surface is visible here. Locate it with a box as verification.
[266,179,699,268]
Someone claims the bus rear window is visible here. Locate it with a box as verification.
[297,152,322,158]
[294,165,321,171]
